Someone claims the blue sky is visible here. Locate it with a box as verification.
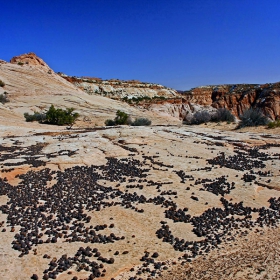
[1,0,280,90]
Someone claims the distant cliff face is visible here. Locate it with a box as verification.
[8,53,278,122]
[182,83,280,120]
[61,73,280,121]
[59,74,179,100]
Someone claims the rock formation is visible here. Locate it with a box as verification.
[60,74,179,100]
[10,52,52,73]
[140,83,280,121]
[0,53,180,127]
[1,52,279,123]
[183,83,280,120]
[62,71,280,121]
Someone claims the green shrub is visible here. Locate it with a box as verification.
[45,105,79,125]
[237,108,269,128]
[105,110,128,126]
[105,111,151,126]
[267,120,280,129]
[132,118,152,126]
[114,110,129,125]
[24,105,79,125]
[212,108,235,123]
[17,62,24,66]
[0,92,9,104]
[0,80,5,87]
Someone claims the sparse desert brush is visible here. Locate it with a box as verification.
[131,118,152,126]
[114,110,129,125]
[212,108,235,123]
[0,80,5,87]
[24,112,46,122]
[105,111,151,126]
[105,110,129,126]
[185,110,212,125]
[185,108,235,125]
[267,120,280,129]
[24,105,79,126]
[236,108,269,129]
[45,105,79,126]
[105,119,116,126]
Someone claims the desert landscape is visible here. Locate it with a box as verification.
[0,53,280,280]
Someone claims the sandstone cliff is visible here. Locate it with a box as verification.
[61,71,279,121]
[183,83,280,120]
[60,74,179,100]
[143,83,280,121]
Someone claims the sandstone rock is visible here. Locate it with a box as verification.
[0,54,180,126]
[61,74,180,100]
[184,83,280,120]
[10,52,52,72]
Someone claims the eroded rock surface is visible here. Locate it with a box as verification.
[0,54,180,126]
[0,124,279,280]
[60,75,179,101]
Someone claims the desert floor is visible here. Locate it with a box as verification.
[0,123,279,280]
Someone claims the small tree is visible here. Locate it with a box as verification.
[23,105,79,126]
[114,110,129,125]
[105,111,151,126]
[0,80,5,87]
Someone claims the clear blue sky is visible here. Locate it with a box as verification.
[1,0,280,90]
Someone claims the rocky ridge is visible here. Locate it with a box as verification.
[10,52,53,73]
[62,72,280,121]
[59,74,179,100]
[0,53,180,127]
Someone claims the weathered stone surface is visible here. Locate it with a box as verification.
[60,74,179,100]
[10,52,52,72]
[0,123,280,280]
[0,54,180,126]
